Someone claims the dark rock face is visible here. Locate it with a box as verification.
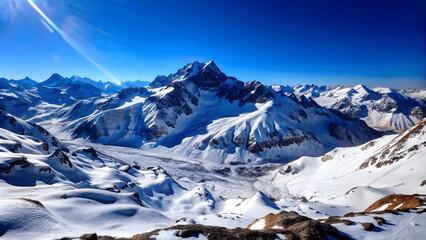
[410,106,425,120]
[330,123,353,144]
[7,142,22,153]
[279,165,295,175]
[217,80,275,106]
[38,167,52,173]
[117,87,148,101]
[247,130,319,154]
[361,222,375,231]
[234,165,277,177]
[80,233,98,240]
[0,157,30,174]
[298,95,320,108]
[298,109,308,119]
[150,75,172,88]
[9,117,17,126]
[72,120,102,140]
[50,150,72,168]
[41,141,49,152]
[323,217,354,226]
[372,96,398,113]
[149,81,199,122]
[280,132,318,147]
[373,216,386,225]
[189,61,227,90]
[82,147,98,158]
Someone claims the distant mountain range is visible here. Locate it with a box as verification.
[1,74,149,95]
[69,75,150,94]
[0,74,148,118]
[276,84,425,132]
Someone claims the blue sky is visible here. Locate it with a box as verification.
[0,0,424,88]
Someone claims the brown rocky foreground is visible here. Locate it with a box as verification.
[318,194,426,233]
[365,194,425,212]
[60,210,349,240]
[60,194,425,240]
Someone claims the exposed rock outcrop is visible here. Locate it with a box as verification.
[247,211,345,240]
[365,194,425,212]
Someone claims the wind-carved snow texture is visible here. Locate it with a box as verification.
[1,116,425,239]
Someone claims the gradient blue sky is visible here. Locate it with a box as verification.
[0,0,425,88]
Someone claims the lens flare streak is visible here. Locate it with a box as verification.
[27,0,120,83]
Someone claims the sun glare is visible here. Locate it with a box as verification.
[25,0,120,83]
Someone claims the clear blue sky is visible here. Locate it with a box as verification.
[0,0,425,88]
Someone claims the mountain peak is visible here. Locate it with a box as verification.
[48,73,64,80]
[40,73,68,87]
[354,84,369,91]
[204,60,217,67]
[189,61,227,89]
[149,61,224,88]
[202,60,221,73]
[353,84,377,95]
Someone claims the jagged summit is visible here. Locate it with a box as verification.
[150,60,224,88]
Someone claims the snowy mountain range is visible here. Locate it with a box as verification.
[70,75,149,94]
[277,84,425,132]
[0,74,148,118]
[0,61,425,239]
[7,61,382,164]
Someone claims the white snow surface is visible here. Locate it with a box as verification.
[0,118,425,239]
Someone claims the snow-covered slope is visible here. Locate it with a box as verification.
[261,119,426,210]
[0,114,220,239]
[280,84,425,132]
[0,109,66,153]
[60,61,382,164]
[0,112,424,239]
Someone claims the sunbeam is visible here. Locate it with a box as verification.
[27,0,120,83]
